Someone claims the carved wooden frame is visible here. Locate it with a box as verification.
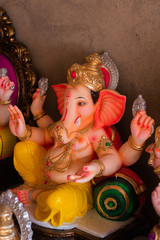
[0,7,37,124]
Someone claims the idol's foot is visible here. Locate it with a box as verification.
[152,183,160,216]
[16,188,44,206]
[17,189,35,205]
[11,184,32,195]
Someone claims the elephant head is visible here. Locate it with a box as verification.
[52,53,126,144]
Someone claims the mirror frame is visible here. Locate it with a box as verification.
[0,7,37,124]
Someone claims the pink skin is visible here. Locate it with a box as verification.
[130,110,154,146]
[61,85,95,136]
[68,110,154,183]
[31,88,46,116]
[152,183,160,216]
[0,76,15,126]
[67,162,100,183]
[146,143,160,169]
[8,82,154,187]
[90,135,97,142]
[145,132,160,216]
[8,105,27,138]
[17,190,31,205]
[61,89,71,122]
[0,76,15,101]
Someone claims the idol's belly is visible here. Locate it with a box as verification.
[41,144,94,184]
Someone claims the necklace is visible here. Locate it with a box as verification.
[42,123,93,173]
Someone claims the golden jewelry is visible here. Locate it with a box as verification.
[33,110,47,121]
[96,135,113,154]
[154,166,160,176]
[0,98,11,105]
[92,159,105,177]
[67,53,105,92]
[47,123,55,140]
[43,123,93,173]
[128,135,146,151]
[42,139,76,173]
[53,121,66,144]
[18,125,32,141]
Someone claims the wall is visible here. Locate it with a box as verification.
[1,0,160,226]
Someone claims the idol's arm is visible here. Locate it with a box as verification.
[31,88,54,128]
[8,105,54,146]
[119,110,154,166]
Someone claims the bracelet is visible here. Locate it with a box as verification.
[92,159,105,177]
[28,189,36,204]
[33,111,47,121]
[128,135,146,151]
[18,125,32,141]
[0,98,11,105]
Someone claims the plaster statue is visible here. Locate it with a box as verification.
[9,53,154,227]
[146,127,160,239]
[0,72,17,159]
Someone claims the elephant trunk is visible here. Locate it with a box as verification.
[55,103,79,144]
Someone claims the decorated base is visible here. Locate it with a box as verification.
[25,204,149,239]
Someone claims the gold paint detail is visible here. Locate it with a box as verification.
[0,7,37,125]
[104,198,117,210]
[18,125,32,141]
[154,166,160,175]
[148,126,160,168]
[115,173,146,195]
[96,135,113,154]
[67,53,105,92]
[0,204,20,239]
[128,135,146,151]
[152,225,160,240]
[53,121,66,144]
[0,98,11,105]
[97,185,129,219]
[110,127,116,141]
[43,123,92,173]
[47,124,55,140]
[33,111,47,121]
[93,160,105,177]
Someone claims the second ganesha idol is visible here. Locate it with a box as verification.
[9,52,154,227]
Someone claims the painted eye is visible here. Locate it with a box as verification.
[78,102,86,106]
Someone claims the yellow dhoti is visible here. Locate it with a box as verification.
[14,141,93,227]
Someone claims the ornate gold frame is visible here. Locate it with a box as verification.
[0,7,37,124]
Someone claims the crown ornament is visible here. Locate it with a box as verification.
[67,53,105,92]
[67,52,119,92]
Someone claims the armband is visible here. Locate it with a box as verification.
[96,135,113,154]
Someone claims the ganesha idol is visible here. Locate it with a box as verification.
[0,70,17,160]
[9,53,154,227]
[146,127,160,239]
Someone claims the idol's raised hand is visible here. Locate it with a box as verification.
[8,105,27,138]
[0,76,15,101]
[130,110,154,146]
[31,88,46,116]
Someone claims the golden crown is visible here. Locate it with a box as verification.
[67,53,105,92]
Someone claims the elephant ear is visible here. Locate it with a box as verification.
[52,84,67,115]
[94,89,126,129]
